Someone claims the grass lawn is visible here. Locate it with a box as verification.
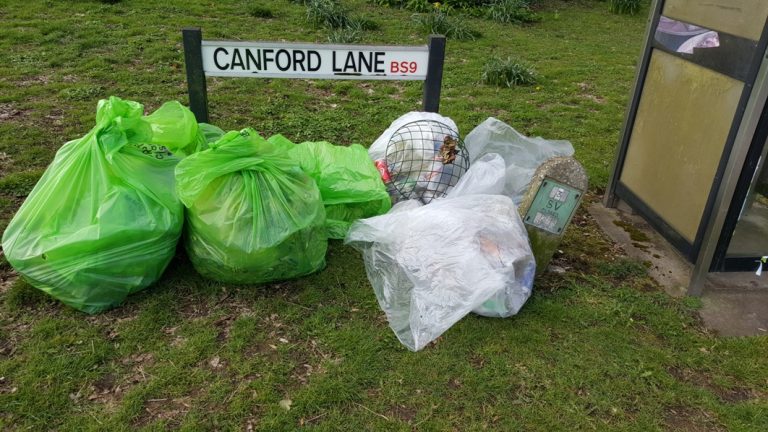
[1,0,767,430]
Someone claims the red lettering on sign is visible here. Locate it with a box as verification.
[390,61,418,74]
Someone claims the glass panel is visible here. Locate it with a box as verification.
[663,0,768,42]
[654,16,758,81]
[620,50,743,242]
[727,149,768,257]
[656,17,720,53]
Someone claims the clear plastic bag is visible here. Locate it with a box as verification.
[345,179,535,350]
[445,153,506,198]
[464,117,574,204]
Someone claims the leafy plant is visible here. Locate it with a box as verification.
[412,8,478,40]
[307,0,378,32]
[405,0,432,13]
[481,56,537,87]
[609,0,641,15]
[307,0,352,28]
[486,0,540,24]
[327,22,364,43]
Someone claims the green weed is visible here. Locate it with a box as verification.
[486,0,540,24]
[404,0,433,13]
[327,25,364,43]
[482,56,537,87]
[412,8,478,40]
[58,86,105,101]
[306,0,352,29]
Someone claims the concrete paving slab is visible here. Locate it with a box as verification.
[589,202,768,337]
[589,202,690,297]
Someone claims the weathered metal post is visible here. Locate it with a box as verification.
[422,35,446,113]
[182,27,209,123]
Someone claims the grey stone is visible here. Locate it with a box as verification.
[519,156,588,275]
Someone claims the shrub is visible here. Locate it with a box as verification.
[482,57,537,87]
[307,0,378,31]
[307,0,352,29]
[247,2,274,18]
[486,0,539,24]
[412,8,478,40]
[609,0,641,15]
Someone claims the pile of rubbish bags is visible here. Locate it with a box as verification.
[2,99,575,353]
[346,112,573,350]
[2,97,391,313]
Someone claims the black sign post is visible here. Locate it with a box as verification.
[182,28,209,123]
[422,35,445,113]
[181,28,445,123]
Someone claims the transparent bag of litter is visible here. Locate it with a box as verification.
[345,155,535,351]
[464,117,574,204]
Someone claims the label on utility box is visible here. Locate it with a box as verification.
[524,178,582,235]
[201,40,429,80]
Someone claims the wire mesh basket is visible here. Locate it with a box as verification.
[384,120,470,204]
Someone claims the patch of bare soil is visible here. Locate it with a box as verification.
[69,353,156,413]
[663,405,725,432]
[0,103,28,122]
[16,75,50,87]
[133,396,192,428]
[667,366,763,404]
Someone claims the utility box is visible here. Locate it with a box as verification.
[604,0,768,293]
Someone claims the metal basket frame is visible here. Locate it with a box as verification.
[384,120,470,204]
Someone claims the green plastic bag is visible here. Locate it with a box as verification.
[198,123,225,146]
[268,135,391,239]
[175,128,327,284]
[144,102,206,157]
[1,97,199,313]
